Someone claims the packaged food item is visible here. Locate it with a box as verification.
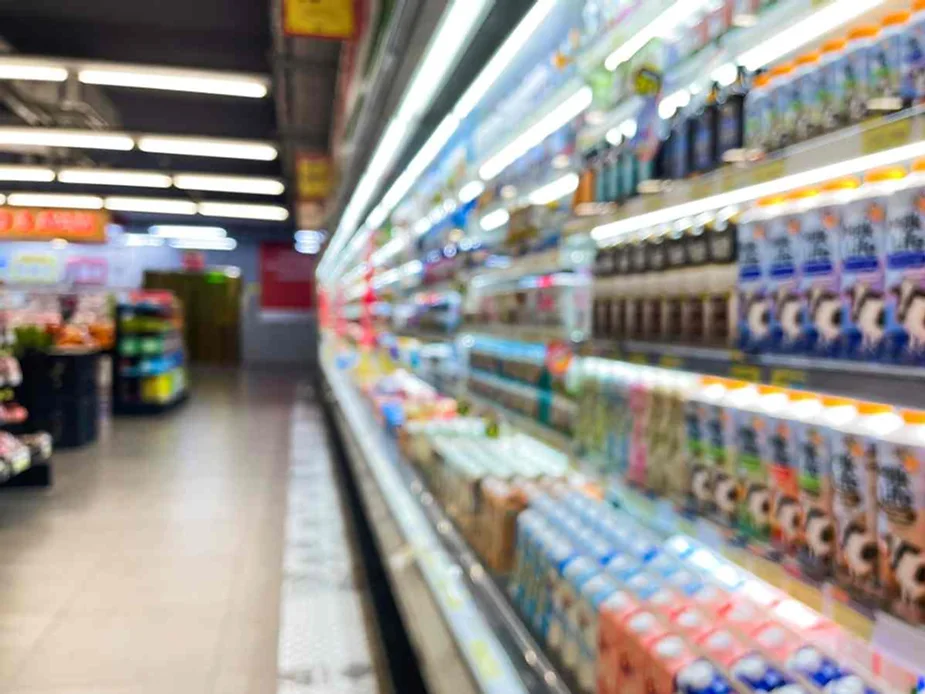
[628,367,656,488]
[739,197,783,352]
[768,63,795,151]
[870,11,910,113]
[909,0,925,105]
[718,66,748,162]
[877,409,925,624]
[767,193,803,353]
[550,556,599,654]
[845,25,880,124]
[648,635,733,694]
[842,169,899,360]
[666,106,691,180]
[597,592,644,694]
[572,574,622,688]
[745,72,772,156]
[885,160,925,364]
[819,38,849,133]
[706,211,740,347]
[802,178,858,357]
[798,397,859,579]
[688,378,731,515]
[622,612,671,694]
[691,85,720,174]
[733,386,785,540]
[832,403,902,603]
[717,381,760,529]
[792,52,822,142]
[685,221,711,342]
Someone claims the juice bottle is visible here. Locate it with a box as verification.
[884,159,925,364]
[768,63,795,152]
[665,227,689,342]
[685,219,711,344]
[842,168,902,360]
[798,397,859,579]
[706,210,739,347]
[845,25,880,124]
[871,11,910,114]
[831,402,902,604]
[792,51,821,143]
[717,66,748,163]
[802,177,858,357]
[877,409,925,624]
[819,38,849,133]
[745,72,773,156]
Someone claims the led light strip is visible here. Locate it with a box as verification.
[592,138,925,245]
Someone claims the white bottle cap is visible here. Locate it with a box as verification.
[790,647,823,672]
[678,661,717,691]
[628,612,657,634]
[733,654,768,679]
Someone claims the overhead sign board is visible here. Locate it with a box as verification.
[283,0,356,40]
[295,153,333,201]
[0,207,109,243]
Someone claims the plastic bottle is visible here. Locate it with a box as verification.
[768,63,795,152]
[666,105,691,180]
[800,178,857,357]
[885,159,925,364]
[876,408,925,623]
[685,218,710,343]
[832,402,903,601]
[595,145,610,203]
[692,84,721,173]
[745,72,773,156]
[717,66,749,162]
[842,167,905,360]
[792,51,822,143]
[909,0,925,105]
[819,38,849,134]
[871,11,911,113]
[845,25,881,124]
[797,396,858,577]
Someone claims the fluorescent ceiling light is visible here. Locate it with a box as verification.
[105,197,197,215]
[0,128,134,151]
[58,168,172,188]
[78,66,269,98]
[7,192,103,209]
[593,137,925,245]
[150,225,226,240]
[479,86,592,181]
[123,233,166,247]
[0,58,68,82]
[459,180,486,203]
[173,173,284,195]
[170,238,238,251]
[605,0,708,71]
[480,209,510,232]
[529,173,580,205]
[197,201,289,221]
[738,0,887,70]
[137,136,277,161]
[0,165,55,182]
[454,0,556,119]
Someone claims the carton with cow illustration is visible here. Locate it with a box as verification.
[714,382,761,530]
[767,192,804,354]
[877,409,925,624]
[884,161,925,364]
[840,169,897,361]
[685,378,730,517]
[737,198,777,353]
[831,403,903,605]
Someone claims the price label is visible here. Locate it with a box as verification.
[642,195,663,212]
[627,353,649,365]
[729,364,762,382]
[720,167,741,192]
[749,158,787,186]
[770,368,808,387]
[659,355,683,369]
[633,65,663,98]
[690,178,714,200]
[861,117,913,155]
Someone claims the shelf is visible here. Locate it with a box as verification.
[571,104,925,243]
[463,325,577,345]
[590,338,925,409]
[396,328,458,344]
[322,354,572,694]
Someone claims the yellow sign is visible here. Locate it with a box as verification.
[748,158,787,186]
[861,117,913,155]
[283,0,355,39]
[296,153,332,201]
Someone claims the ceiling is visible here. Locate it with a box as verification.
[0,0,343,236]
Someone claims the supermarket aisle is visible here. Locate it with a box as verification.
[0,369,380,693]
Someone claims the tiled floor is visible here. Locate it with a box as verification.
[0,368,373,694]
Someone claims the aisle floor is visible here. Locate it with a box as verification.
[0,369,379,694]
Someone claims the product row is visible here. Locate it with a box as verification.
[577,358,925,622]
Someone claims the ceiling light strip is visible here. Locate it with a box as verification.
[0,128,134,151]
[104,197,198,215]
[7,192,104,209]
[197,201,289,221]
[58,169,172,188]
[137,136,278,161]
[0,165,55,182]
[592,139,925,244]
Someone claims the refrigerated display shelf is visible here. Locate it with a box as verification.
[322,355,573,694]
[591,339,925,410]
[464,390,575,456]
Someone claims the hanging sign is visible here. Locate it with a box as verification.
[283,0,356,39]
[260,242,315,312]
[0,207,108,243]
[295,153,333,201]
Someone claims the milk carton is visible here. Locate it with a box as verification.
[598,592,644,694]
[739,198,781,353]
[798,398,858,579]
[687,378,730,515]
[768,193,803,353]
[649,635,738,694]
[884,163,925,364]
[550,557,601,653]
[716,381,760,528]
[832,403,902,603]
[535,532,579,637]
[571,574,622,690]
[802,179,857,357]
[841,170,901,360]
[877,409,925,624]
[736,386,784,540]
